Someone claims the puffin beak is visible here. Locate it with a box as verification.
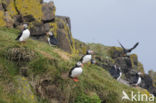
[92,51,94,54]
[81,64,84,67]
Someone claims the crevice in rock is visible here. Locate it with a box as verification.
[13,0,23,23]
[1,3,7,12]
[42,18,55,24]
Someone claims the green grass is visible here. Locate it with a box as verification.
[0,27,155,103]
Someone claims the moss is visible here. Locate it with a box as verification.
[130,54,138,68]
[137,62,145,73]
[108,47,123,58]
[0,11,6,26]
[7,0,18,16]
[75,92,101,103]
[14,76,38,103]
[15,0,43,21]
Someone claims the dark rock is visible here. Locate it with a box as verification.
[141,74,156,96]
[56,16,71,31]
[30,22,50,36]
[115,57,132,73]
[13,15,23,27]
[23,15,35,22]
[0,4,3,10]
[42,2,55,21]
[57,21,64,29]
[56,29,72,53]
[20,67,29,77]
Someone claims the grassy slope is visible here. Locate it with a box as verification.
[0,28,155,103]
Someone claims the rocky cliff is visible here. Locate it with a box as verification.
[0,0,77,54]
[0,0,156,103]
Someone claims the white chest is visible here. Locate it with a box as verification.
[82,55,92,63]
[136,77,142,85]
[71,67,83,78]
[19,29,30,41]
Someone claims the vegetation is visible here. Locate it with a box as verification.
[0,28,155,103]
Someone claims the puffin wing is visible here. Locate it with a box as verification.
[15,31,23,40]
[129,42,139,52]
[80,55,85,62]
[118,41,126,51]
[69,67,75,78]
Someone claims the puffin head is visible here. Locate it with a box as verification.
[76,62,83,67]
[87,50,94,54]
[137,72,143,76]
[47,31,53,36]
[23,24,28,29]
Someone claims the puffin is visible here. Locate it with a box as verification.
[91,59,96,64]
[80,50,94,64]
[69,62,83,82]
[118,41,139,55]
[47,32,57,46]
[116,67,122,81]
[15,24,30,43]
[134,72,142,86]
[110,65,122,81]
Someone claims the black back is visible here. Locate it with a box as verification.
[49,35,57,45]
[109,66,121,79]
[15,31,23,40]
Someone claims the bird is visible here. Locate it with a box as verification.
[117,67,122,81]
[91,59,96,64]
[80,50,94,64]
[134,72,142,86]
[110,65,122,81]
[130,72,142,87]
[15,24,30,43]
[69,62,83,82]
[118,41,139,55]
[46,31,57,46]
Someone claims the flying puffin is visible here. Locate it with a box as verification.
[80,50,94,64]
[69,62,83,82]
[118,41,139,55]
[15,24,30,43]
[110,65,122,81]
[134,72,142,87]
[46,31,57,46]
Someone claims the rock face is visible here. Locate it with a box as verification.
[89,44,156,96]
[42,2,55,21]
[0,0,76,53]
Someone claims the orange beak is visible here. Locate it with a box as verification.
[81,64,84,67]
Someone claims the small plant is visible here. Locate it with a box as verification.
[75,93,101,103]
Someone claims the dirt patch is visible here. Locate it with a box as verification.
[37,50,54,60]
[53,49,70,61]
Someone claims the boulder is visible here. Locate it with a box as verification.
[42,1,55,21]
[56,29,72,53]
[115,57,132,73]
[141,74,156,96]
[30,22,50,36]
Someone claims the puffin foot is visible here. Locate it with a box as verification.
[72,78,79,82]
